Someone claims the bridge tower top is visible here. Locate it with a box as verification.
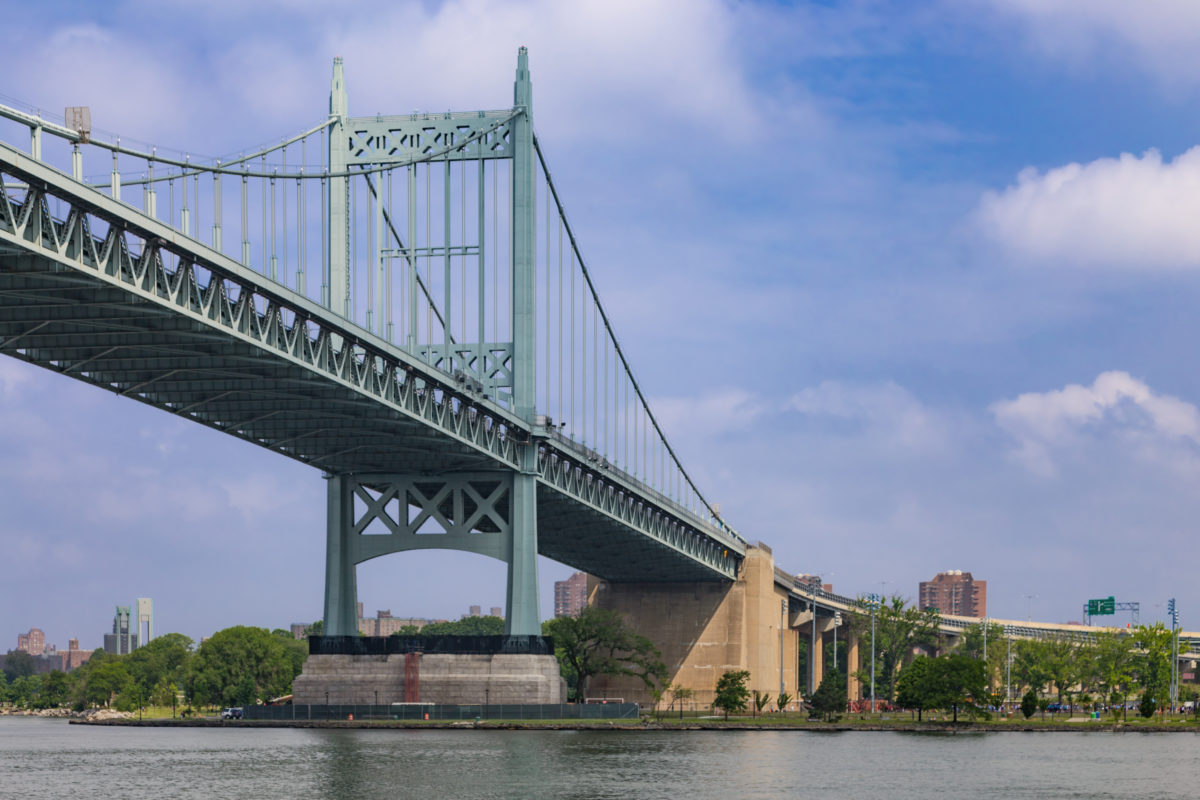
[329,56,347,119]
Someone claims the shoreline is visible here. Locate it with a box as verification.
[67,718,1200,733]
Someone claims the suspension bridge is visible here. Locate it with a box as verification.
[0,49,745,639]
[2,49,1194,707]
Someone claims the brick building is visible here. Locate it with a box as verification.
[554,572,588,617]
[358,610,432,637]
[16,628,45,656]
[919,570,987,618]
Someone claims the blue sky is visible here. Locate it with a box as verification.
[4,0,1200,649]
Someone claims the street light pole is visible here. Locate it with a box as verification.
[1006,633,1012,712]
[869,595,876,714]
[810,579,818,697]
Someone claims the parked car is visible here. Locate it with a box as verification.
[221,707,243,720]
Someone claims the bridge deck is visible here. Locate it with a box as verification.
[0,143,742,583]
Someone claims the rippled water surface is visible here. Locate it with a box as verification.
[1,717,1197,799]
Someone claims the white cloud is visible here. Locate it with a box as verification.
[652,388,764,440]
[982,0,1200,88]
[788,380,951,453]
[991,370,1200,475]
[976,147,1200,270]
[0,358,31,396]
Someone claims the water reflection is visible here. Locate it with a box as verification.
[1,718,1197,800]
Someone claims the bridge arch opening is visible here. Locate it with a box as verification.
[354,549,573,625]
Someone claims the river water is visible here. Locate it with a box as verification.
[0,717,1196,799]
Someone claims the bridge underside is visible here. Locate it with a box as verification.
[0,251,732,583]
[536,491,729,582]
[0,254,494,477]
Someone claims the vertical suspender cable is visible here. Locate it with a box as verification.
[477,157,485,357]
[461,161,466,346]
[241,165,249,266]
[557,210,563,426]
[261,156,267,274]
[213,162,222,252]
[570,249,575,439]
[444,160,451,364]
[281,144,287,283]
[366,173,374,332]
[426,163,432,356]
[387,168,394,341]
[408,164,417,349]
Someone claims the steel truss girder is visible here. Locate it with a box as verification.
[344,112,513,165]
[346,472,513,563]
[536,445,740,580]
[0,141,746,582]
[0,148,525,471]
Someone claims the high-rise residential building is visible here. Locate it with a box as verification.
[103,606,138,654]
[135,598,154,645]
[490,607,502,618]
[16,628,45,656]
[919,570,987,618]
[469,605,482,617]
[554,572,588,617]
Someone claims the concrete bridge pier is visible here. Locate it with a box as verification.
[847,630,861,702]
[586,544,800,709]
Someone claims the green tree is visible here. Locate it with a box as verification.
[1020,688,1037,719]
[304,620,323,637]
[776,691,792,713]
[36,670,69,709]
[126,633,193,696]
[712,670,751,720]
[2,650,36,681]
[753,689,771,717]
[670,685,695,719]
[85,661,132,707]
[151,678,177,708]
[1139,692,1157,718]
[1040,636,1082,710]
[9,675,41,707]
[928,654,988,722]
[959,621,1006,688]
[848,596,939,703]
[186,626,297,707]
[542,606,666,701]
[389,625,422,636]
[895,655,935,721]
[810,669,846,721]
[420,616,506,636]
[1011,638,1052,697]
[1093,631,1134,721]
[1133,623,1172,715]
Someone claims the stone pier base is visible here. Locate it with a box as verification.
[292,653,566,705]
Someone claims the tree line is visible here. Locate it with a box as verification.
[1,627,308,712]
[832,596,1194,719]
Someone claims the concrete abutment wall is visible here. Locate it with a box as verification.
[587,545,802,709]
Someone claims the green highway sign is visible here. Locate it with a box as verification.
[1087,597,1115,616]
